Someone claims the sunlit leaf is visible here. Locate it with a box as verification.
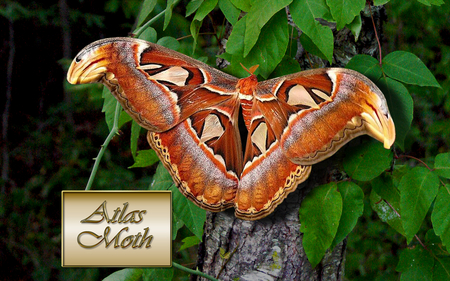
[230,0,251,12]
[243,0,292,56]
[326,0,365,30]
[223,10,289,79]
[129,149,159,168]
[178,235,201,251]
[290,0,334,62]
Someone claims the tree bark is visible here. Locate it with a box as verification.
[196,5,384,281]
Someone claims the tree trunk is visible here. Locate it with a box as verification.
[196,5,384,281]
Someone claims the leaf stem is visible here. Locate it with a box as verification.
[397,154,446,186]
[172,261,219,281]
[85,101,121,190]
[369,4,382,65]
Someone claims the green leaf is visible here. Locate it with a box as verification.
[346,54,382,82]
[371,171,401,209]
[172,211,185,240]
[431,185,450,251]
[396,247,434,281]
[178,235,201,251]
[425,229,448,256]
[370,189,405,236]
[326,0,365,30]
[343,140,393,182]
[290,0,334,62]
[243,0,292,57]
[299,33,328,62]
[142,268,174,281]
[399,166,440,243]
[346,13,362,40]
[225,15,246,55]
[101,87,116,131]
[270,55,302,78]
[376,77,414,151]
[186,0,203,17]
[118,110,132,129]
[218,0,240,25]
[190,0,218,50]
[382,51,441,88]
[156,36,180,50]
[103,268,143,281]
[138,26,157,43]
[150,163,206,240]
[163,0,178,30]
[416,0,444,6]
[136,0,157,27]
[150,162,174,190]
[373,0,389,5]
[223,10,289,79]
[300,182,343,268]
[434,153,450,179]
[230,0,250,12]
[171,183,206,240]
[433,256,450,281]
[130,120,141,160]
[129,149,159,168]
[331,181,364,248]
[193,0,218,20]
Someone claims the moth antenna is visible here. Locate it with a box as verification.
[240,63,259,75]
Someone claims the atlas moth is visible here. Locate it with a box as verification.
[67,37,395,220]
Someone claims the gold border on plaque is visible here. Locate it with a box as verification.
[61,190,172,267]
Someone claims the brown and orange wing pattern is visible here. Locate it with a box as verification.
[67,37,395,220]
[235,68,395,219]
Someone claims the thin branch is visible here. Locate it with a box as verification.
[85,101,121,190]
[172,261,219,281]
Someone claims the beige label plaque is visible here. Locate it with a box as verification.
[61,191,172,267]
